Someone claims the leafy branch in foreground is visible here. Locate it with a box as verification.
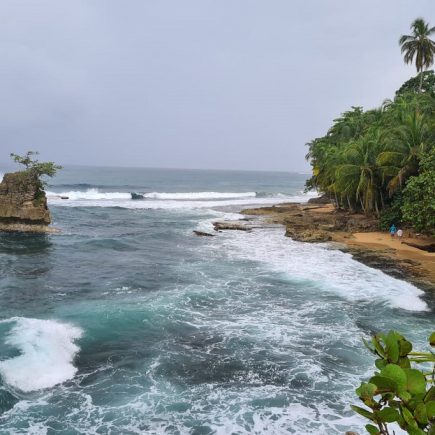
[10,151,62,188]
[352,331,435,434]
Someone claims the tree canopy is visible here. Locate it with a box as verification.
[305,75,435,233]
[399,18,435,91]
[304,18,435,234]
[10,151,62,189]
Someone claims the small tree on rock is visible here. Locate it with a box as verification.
[10,151,62,189]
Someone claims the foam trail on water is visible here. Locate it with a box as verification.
[0,317,83,392]
[143,191,256,199]
[46,188,130,200]
[47,189,316,209]
[218,228,428,312]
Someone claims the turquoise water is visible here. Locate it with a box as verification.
[0,167,433,434]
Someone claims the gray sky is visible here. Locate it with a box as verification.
[0,1,434,172]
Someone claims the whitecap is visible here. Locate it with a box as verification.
[143,191,257,200]
[0,317,83,392]
[46,188,130,200]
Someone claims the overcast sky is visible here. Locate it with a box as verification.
[0,1,433,172]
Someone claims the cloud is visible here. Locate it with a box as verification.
[0,0,431,170]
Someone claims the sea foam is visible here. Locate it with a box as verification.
[46,188,130,200]
[143,191,257,200]
[0,317,83,392]
[216,227,428,312]
[46,188,315,209]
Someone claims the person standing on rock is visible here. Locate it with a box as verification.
[389,224,397,238]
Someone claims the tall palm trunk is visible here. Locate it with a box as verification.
[380,190,385,209]
[359,195,365,213]
[346,195,353,212]
[419,68,424,92]
[374,198,380,217]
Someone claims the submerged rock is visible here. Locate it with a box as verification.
[193,230,215,237]
[0,171,52,233]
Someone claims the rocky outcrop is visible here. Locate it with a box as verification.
[285,228,332,243]
[193,230,215,237]
[307,194,331,204]
[213,221,253,231]
[0,171,53,233]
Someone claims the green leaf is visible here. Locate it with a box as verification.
[406,426,426,435]
[425,387,435,403]
[375,358,387,370]
[385,331,400,363]
[399,338,413,356]
[372,335,386,358]
[370,375,397,393]
[365,424,380,435]
[377,407,400,423]
[399,391,412,402]
[429,332,435,347]
[398,356,411,369]
[381,364,407,391]
[414,403,429,425]
[363,338,376,355]
[426,400,435,419]
[356,383,377,400]
[404,369,427,395]
[402,405,418,428]
[351,405,375,421]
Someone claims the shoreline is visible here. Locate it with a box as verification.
[237,202,435,292]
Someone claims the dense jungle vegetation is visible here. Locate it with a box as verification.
[305,19,435,235]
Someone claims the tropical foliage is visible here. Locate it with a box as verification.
[305,25,435,233]
[352,330,435,435]
[305,19,435,234]
[305,82,435,220]
[10,151,62,189]
[401,149,435,234]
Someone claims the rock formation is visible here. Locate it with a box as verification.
[0,171,53,232]
[213,221,252,231]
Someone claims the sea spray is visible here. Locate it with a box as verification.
[0,317,83,392]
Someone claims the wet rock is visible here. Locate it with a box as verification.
[213,221,252,231]
[307,194,331,204]
[285,228,332,242]
[193,230,215,237]
[403,241,435,253]
[0,171,52,233]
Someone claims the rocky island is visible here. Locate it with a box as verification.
[0,151,61,233]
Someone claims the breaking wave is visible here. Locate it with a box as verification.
[46,188,316,209]
[0,317,83,392]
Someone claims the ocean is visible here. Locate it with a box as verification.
[0,166,433,434]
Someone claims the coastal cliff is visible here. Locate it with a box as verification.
[0,171,52,232]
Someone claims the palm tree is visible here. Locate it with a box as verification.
[377,109,432,195]
[399,18,435,92]
[335,129,384,214]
